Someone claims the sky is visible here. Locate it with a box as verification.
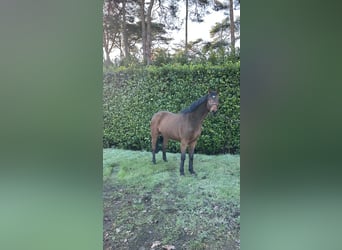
[171,4,240,47]
[107,2,240,60]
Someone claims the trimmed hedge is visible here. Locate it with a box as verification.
[103,62,240,154]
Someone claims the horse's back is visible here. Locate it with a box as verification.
[151,111,177,124]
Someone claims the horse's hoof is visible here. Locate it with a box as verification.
[190,171,197,176]
[180,172,185,176]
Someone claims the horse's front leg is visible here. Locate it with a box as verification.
[152,150,156,164]
[188,141,197,175]
[179,142,187,175]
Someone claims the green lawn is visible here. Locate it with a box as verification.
[103,149,240,250]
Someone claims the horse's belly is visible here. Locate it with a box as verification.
[159,127,181,141]
[158,118,182,141]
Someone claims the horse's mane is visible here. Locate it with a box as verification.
[180,94,208,114]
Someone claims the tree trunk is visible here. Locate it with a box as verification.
[229,0,235,55]
[103,0,113,66]
[103,30,112,66]
[104,51,112,66]
[139,0,147,64]
[146,0,154,65]
[185,0,188,55]
[122,0,129,60]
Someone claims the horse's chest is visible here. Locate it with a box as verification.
[186,126,202,140]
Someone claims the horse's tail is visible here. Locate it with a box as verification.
[155,135,163,154]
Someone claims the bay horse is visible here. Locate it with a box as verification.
[150,90,219,175]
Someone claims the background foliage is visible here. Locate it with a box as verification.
[103,61,240,154]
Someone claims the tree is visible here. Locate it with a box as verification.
[183,0,225,56]
[137,0,179,65]
[185,0,189,54]
[186,0,210,49]
[204,0,239,55]
[102,0,238,65]
[122,0,129,59]
[103,0,136,65]
[228,0,235,55]
[146,0,155,65]
[103,0,119,65]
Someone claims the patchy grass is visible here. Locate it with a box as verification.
[103,149,240,250]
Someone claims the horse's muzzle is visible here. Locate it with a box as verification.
[210,104,218,113]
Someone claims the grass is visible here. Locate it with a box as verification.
[103,148,240,250]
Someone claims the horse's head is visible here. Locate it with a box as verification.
[207,90,219,113]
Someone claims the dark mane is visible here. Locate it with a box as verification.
[180,95,208,114]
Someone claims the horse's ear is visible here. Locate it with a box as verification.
[209,89,219,95]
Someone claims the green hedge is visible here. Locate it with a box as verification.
[103,62,240,154]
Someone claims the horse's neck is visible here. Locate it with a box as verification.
[187,103,209,126]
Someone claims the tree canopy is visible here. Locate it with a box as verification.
[103,0,240,66]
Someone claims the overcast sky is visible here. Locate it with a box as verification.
[171,3,240,48]
[107,3,240,60]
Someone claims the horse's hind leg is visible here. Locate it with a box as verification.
[151,133,158,164]
[151,114,161,164]
[162,137,168,162]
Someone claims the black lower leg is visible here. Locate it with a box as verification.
[162,151,167,162]
[152,150,156,164]
[180,153,186,175]
[189,153,196,174]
